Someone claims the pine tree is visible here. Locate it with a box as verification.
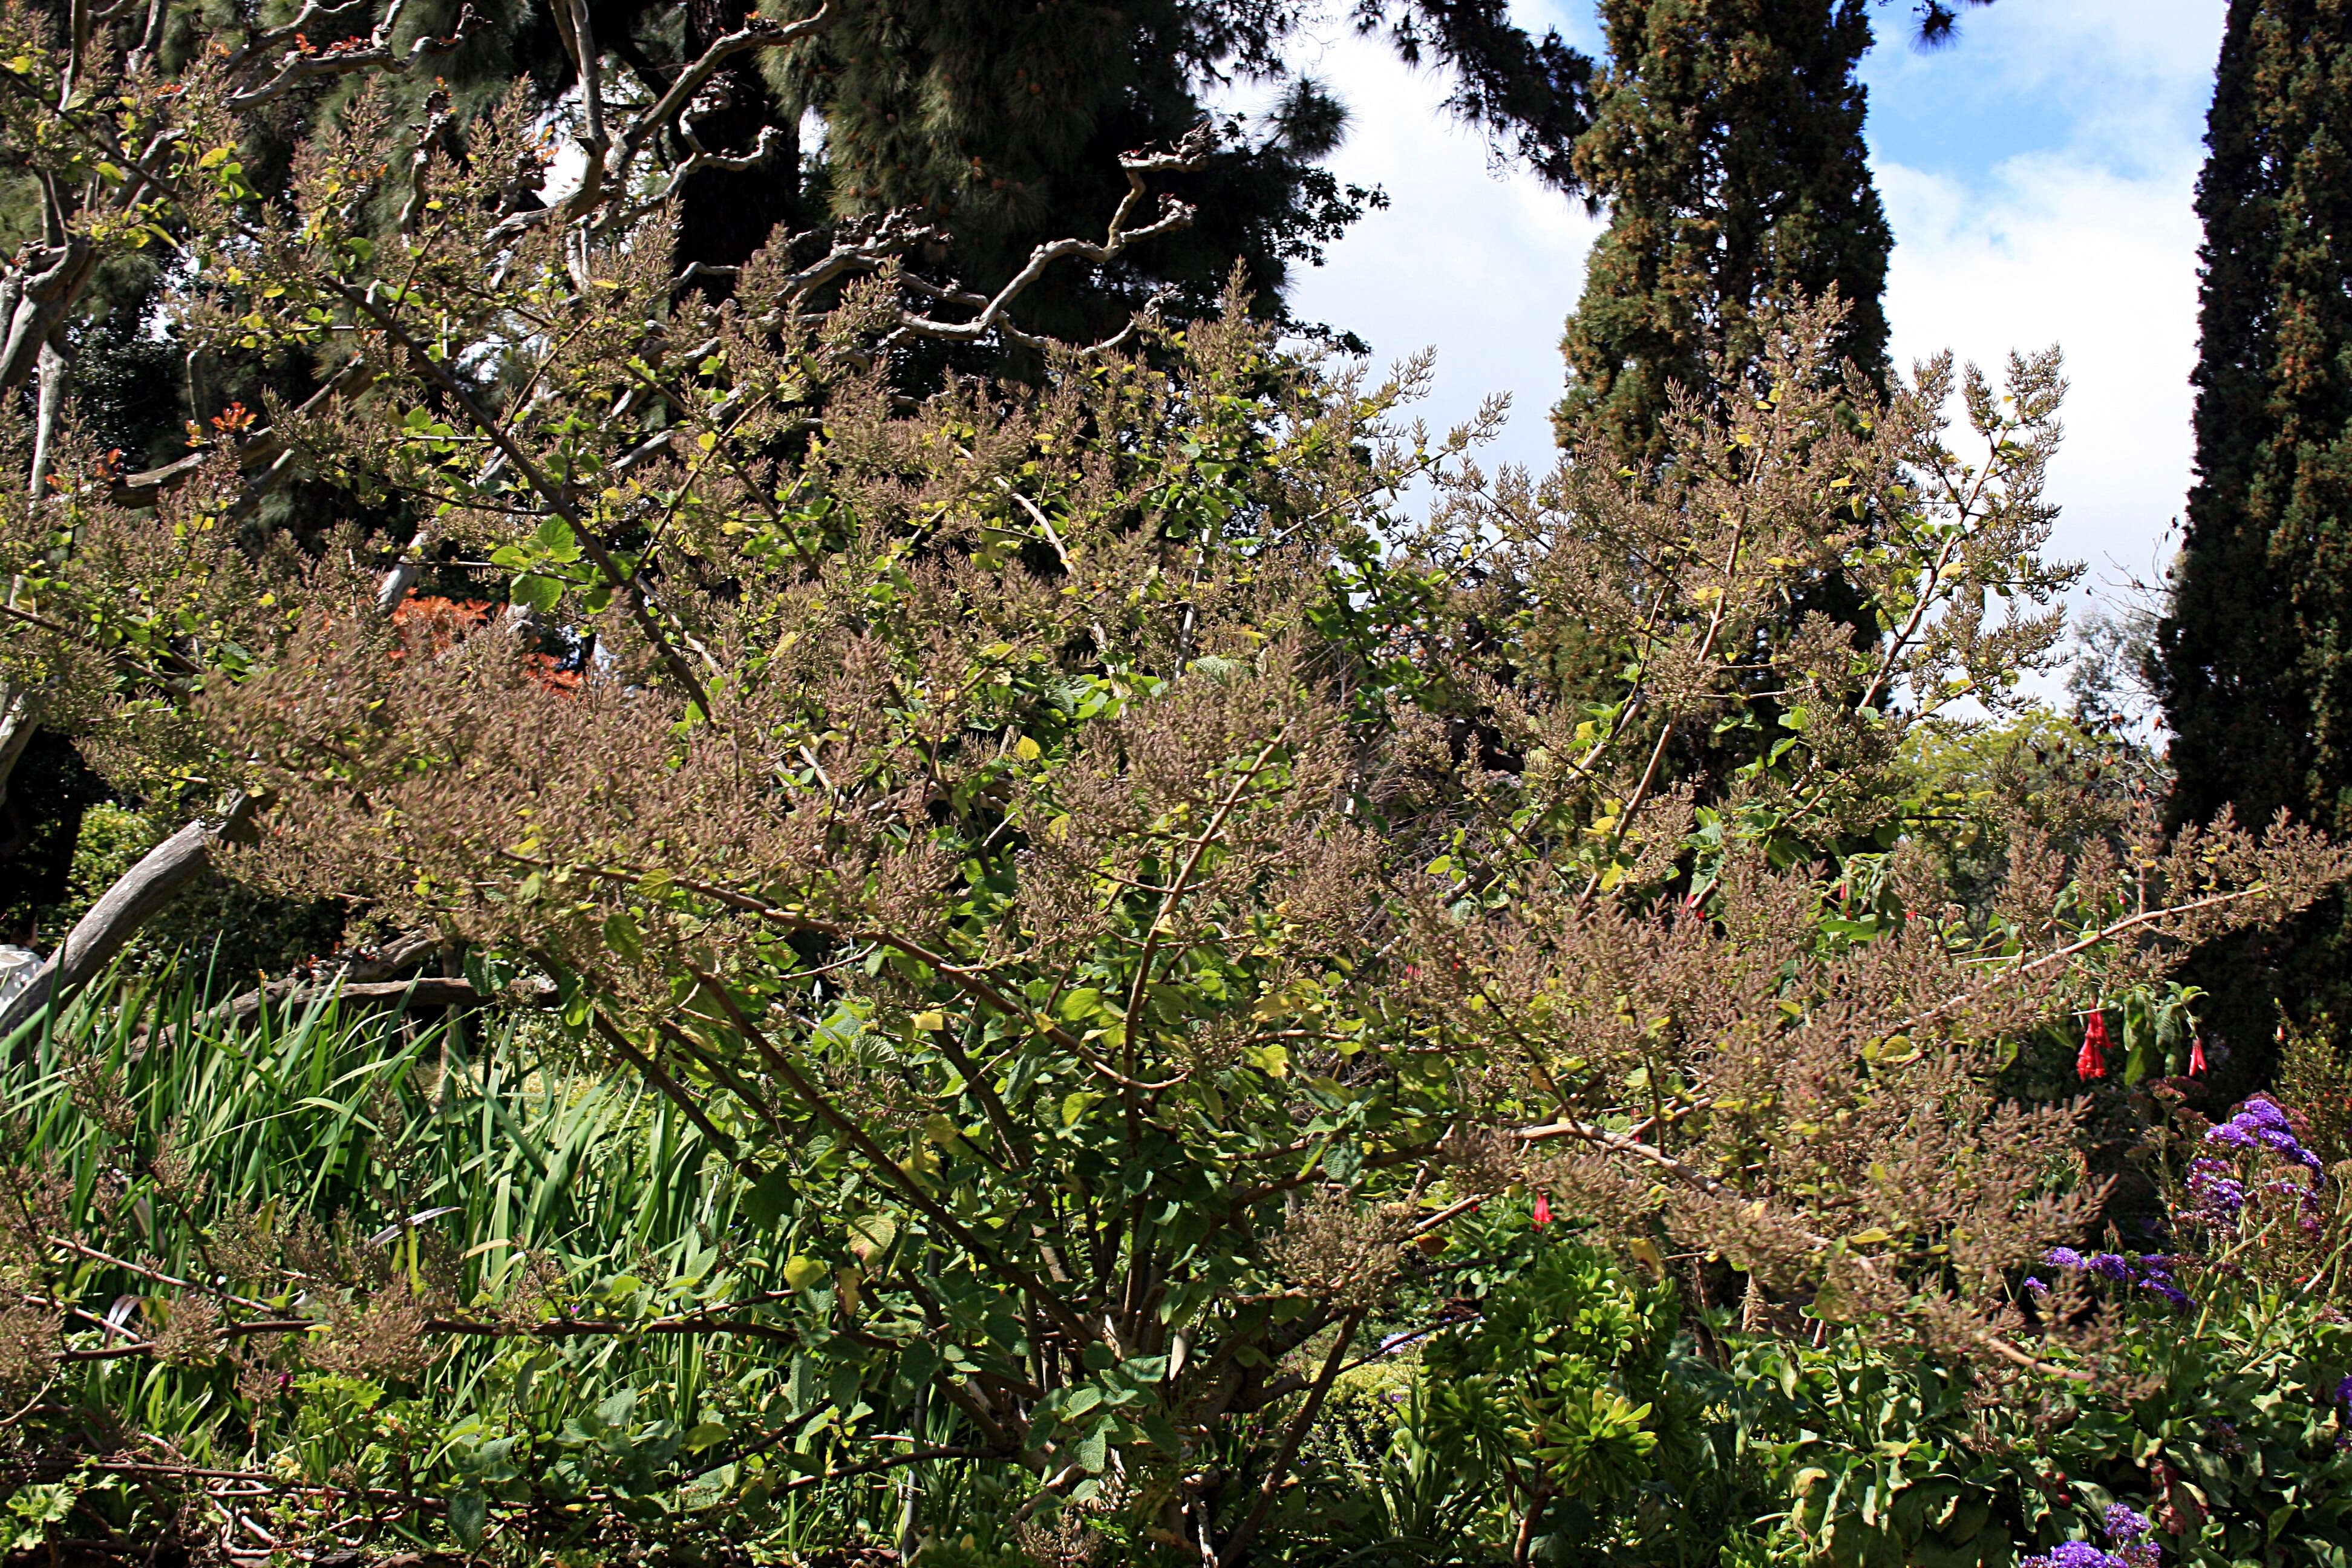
[1555,0,1892,463]
[1352,0,1597,191]
[765,1,1361,342]
[2155,0,2352,1064]
[676,0,808,282]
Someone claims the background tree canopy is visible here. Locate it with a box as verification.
[2,1,2350,1566]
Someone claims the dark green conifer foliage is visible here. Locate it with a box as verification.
[1555,0,1892,463]
[679,0,806,283]
[1350,0,1596,190]
[763,1,1369,342]
[765,1,1604,342]
[2156,0,2352,1068]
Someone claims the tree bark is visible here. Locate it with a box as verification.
[0,793,255,1047]
[0,240,97,398]
[27,334,67,505]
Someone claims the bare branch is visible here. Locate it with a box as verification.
[226,1,482,111]
[606,7,831,192]
[892,121,1213,346]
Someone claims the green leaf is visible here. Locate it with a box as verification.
[898,1340,941,1388]
[846,1212,897,1262]
[743,1168,795,1229]
[448,1489,486,1549]
[602,910,642,963]
[789,1354,818,1416]
[1140,1413,1184,1455]
[1244,1044,1290,1079]
[512,573,563,613]
[535,516,583,563]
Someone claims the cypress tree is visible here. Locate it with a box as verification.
[1555,0,1892,462]
[2155,0,2352,1065]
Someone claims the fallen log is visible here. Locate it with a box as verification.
[1,794,255,1051]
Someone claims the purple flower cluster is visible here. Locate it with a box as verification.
[2022,1503,2160,1568]
[2020,1543,2128,1568]
[2043,1248,2192,1310]
[2185,1156,2247,1220]
[2105,1506,2160,1568]
[2205,1094,2323,1172]
[2193,1095,2329,1236]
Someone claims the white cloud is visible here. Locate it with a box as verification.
[1879,149,2204,596]
[1869,0,2224,157]
[1283,1,2218,628]
[1280,25,1603,480]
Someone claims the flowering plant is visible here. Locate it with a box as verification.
[1748,1085,2352,1568]
[0,0,2348,1558]
[2154,1088,2345,1308]
[2019,1504,2162,1568]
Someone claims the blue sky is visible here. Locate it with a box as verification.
[1276,0,2230,619]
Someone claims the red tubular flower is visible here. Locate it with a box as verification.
[2188,1036,2207,1076]
[2077,1010,2111,1081]
[1530,1192,1552,1229]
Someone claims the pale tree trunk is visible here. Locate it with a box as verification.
[5,330,67,861]
[27,334,66,505]
[0,688,33,809]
